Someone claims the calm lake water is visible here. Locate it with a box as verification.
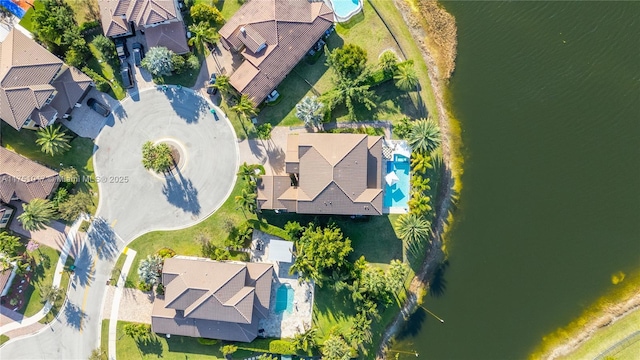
[393,2,640,359]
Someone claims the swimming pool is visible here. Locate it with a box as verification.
[383,154,411,212]
[330,0,362,22]
[0,0,30,18]
[274,284,294,314]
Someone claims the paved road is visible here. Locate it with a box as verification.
[0,87,239,359]
[94,86,239,241]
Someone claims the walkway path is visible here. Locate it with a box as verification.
[108,247,137,360]
[0,215,86,335]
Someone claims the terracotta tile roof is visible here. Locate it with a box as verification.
[0,29,66,130]
[152,257,273,342]
[258,134,383,215]
[220,0,334,105]
[144,22,190,54]
[99,0,178,37]
[50,66,92,115]
[0,147,59,203]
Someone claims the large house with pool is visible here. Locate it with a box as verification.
[257,133,385,216]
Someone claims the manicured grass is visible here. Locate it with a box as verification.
[40,256,74,324]
[17,0,42,33]
[0,334,9,345]
[64,0,100,25]
[116,321,253,359]
[562,308,640,360]
[215,0,243,21]
[21,246,60,317]
[157,53,205,88]
[1,122,99,212]
[87,40,127,101]
[121,178,254,287]
[101,319,109,358]
[219,101,256,141]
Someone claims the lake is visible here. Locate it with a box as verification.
[392,1,640,359]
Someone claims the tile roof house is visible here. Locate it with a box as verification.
[98,0,190,54]
[0,29,92,131]
[0,203,12,229]
[257,133,384,215]
[219,0,334,105]
[151,257,274,342]
[0,147,60,204]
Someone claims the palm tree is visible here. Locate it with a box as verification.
[188,22,220,54]
[234,188,257,216]
[230,94,257,121]
[408,118,441,154]
[410,152,432,174]
[212,74,233,100]
[348,312,372,352]
[236,162,265,185]
[408,193,432,216]
[412,174,431,194]
[293,327,318,353]
[395,213,431,245]
[394,60,419,91]
[322,71,378,120]
[35,125,71,156]
[39,284,62,304]
[18,199,55,231]
[295,96,324,131]
[387,259,409,294]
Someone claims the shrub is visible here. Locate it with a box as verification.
[172,54,186,74]
[137,281,152,292]
[190,3,224,25]
[155,283,165,295]
[79,20,100,34]
[268,339,295,355]
[141,47,175,77]
[379,50,398,75]
[197,338,218,345]
[156,248,176,258]
[142,141,173,173]
[186,53,200,70]
[58,192,94,221]
[59,167,79,183]
[92,35,117,63]
[79,220,91,232]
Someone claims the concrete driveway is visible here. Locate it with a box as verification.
[93,86,239,242]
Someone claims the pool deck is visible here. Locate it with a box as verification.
[250,230,314,338]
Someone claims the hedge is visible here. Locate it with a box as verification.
[197,338,218,345]
[246,219,291,241]
[268,339,295,355]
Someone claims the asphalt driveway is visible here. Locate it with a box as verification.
[93,86,239,242]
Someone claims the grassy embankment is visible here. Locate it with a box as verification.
[530,270,640,360]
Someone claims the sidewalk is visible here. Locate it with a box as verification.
[108,247,137,360]
[0,215,87,336]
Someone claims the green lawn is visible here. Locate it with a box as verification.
[1,122,99,213]
[100,320,109,358]
[118,178,254,288]
[21,245,60,317]
[87,38,127,101]
[258,0,423,127]
[561,308,640,360]
[157,54,205,88]
[64,0,100,25]
[115,321,253,359]
[0,334,9,345]
[17,0,42,33]
[40,256,74,324]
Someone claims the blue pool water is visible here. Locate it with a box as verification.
[331,0,360,18]
[0,0,26,18]
[383,154,410,210]
[274,284,294,314]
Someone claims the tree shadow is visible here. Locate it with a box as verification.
[396,306,426,340]
[159,86,210,124]
[162,167,201,215]
[73,245,95,287]
[265,140,285,175]
[87,217,119,260]
[429,259,449,298]
[63,301,88,331]
[136,335,163,356]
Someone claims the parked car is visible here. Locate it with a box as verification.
[206,73,218,94]
[87,98,110,117]
[121,63,134,89]
[114,38,128,61]
[132,42,144,67]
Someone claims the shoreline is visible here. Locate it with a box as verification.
[376,0,460,358]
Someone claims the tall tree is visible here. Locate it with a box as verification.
[327,44,368,79]
[321,71,378,120]
[321,334,352,360]
[230,94,258,121]
[295,96,325,130]
[408,118,441,154]
[137,255,163,287]
[234,188,257,215]
[386,259,410,294]
[58,191,93,221]
[293,327,318,353]
[212,74,233,100]
[394,60,419,91]
[36,125,72,156]
[18,199,55,231]
[395,213,430,245]
[190,3,224,25]
[141,47,175,76]
[188,22,220,54]
[0,231,22,257]
[39,284,62,304]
